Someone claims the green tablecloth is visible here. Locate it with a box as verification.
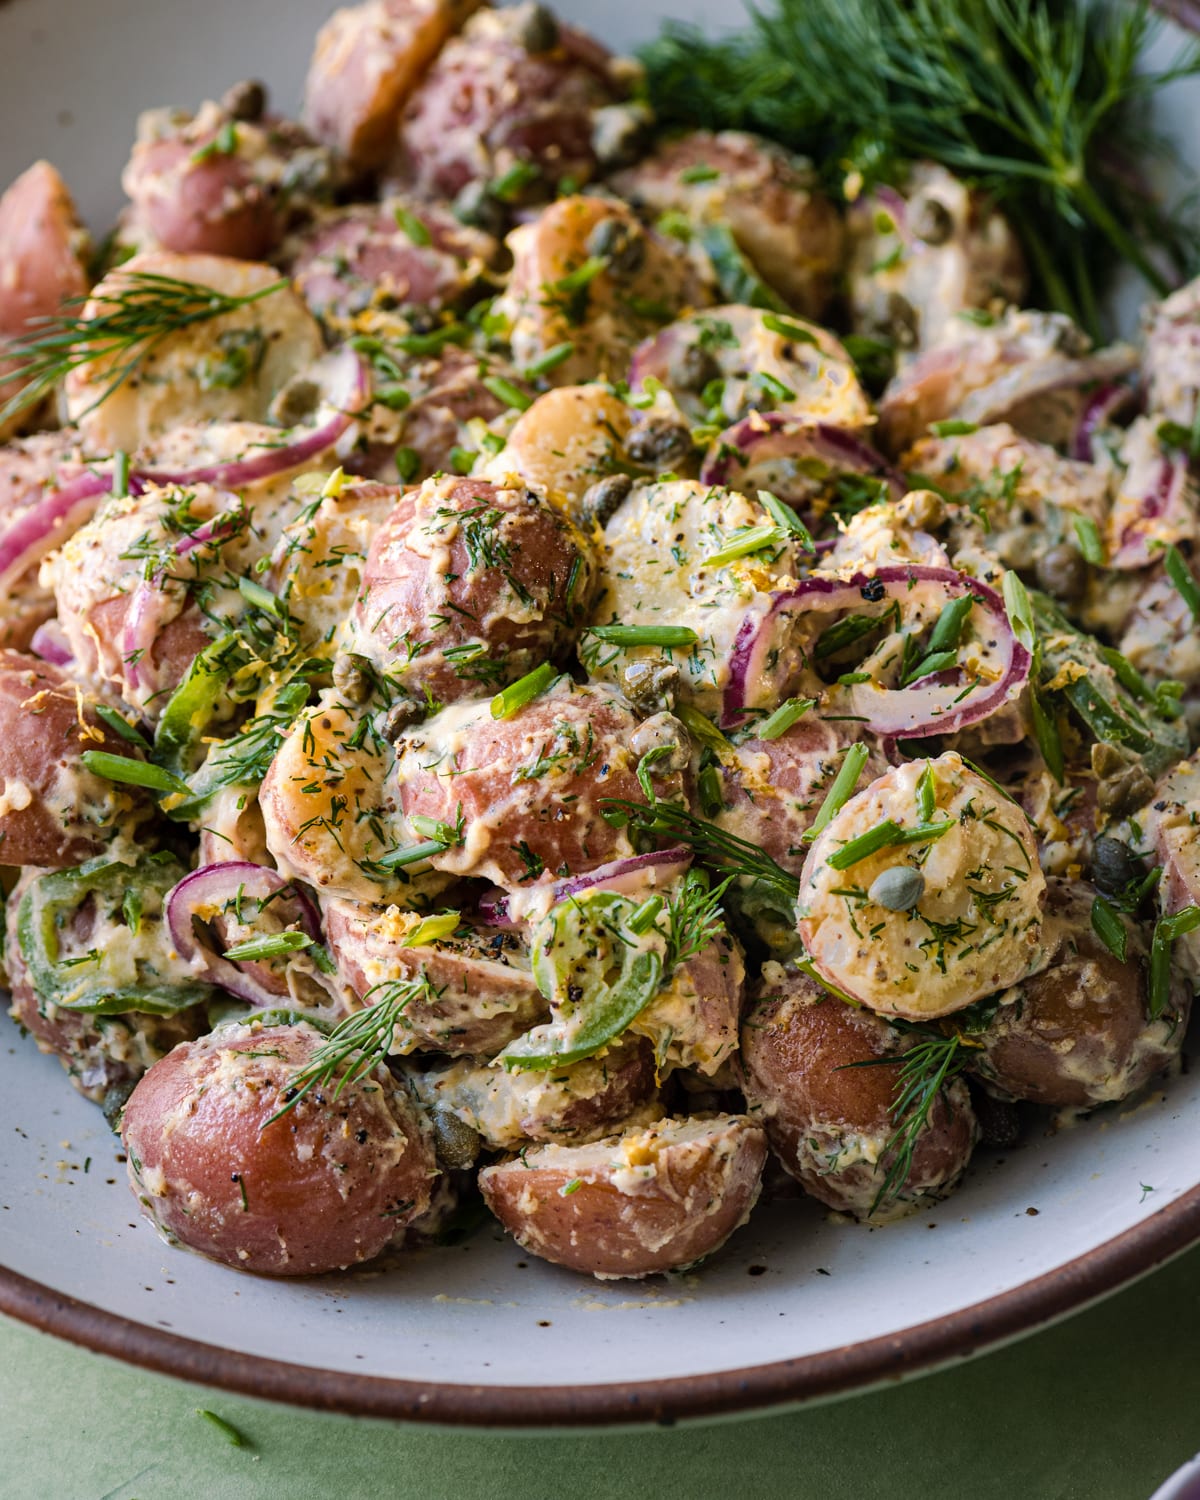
[3,1244,1199,1500]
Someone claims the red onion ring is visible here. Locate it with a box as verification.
[1070,382,1136,463]
[165,861,322,1006]
[956,344,1139,429]
[723,564,1030,736]
[477,849,693,928]
[699,414,905,504]
[29,618,73,665]
[1111,453,1192,570]
[0,469,113,593]
[137,347,369,491]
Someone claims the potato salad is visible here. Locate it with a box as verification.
[1,0,1197,1281]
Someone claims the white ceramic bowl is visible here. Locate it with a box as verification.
[2,0,1199,1428]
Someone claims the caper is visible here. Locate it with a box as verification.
[620,657,680,714]
[626,414,693,471]
[101,1078,138,1135]
[270,377,321,428]
[667,340,721,393]
[1090,835,1141,898]
[382,696,423,742]
[882,291,918,349]
[868,865,925,911]
[586,215,646,278]
[1091,741,1154,818]
[628,711,689,770]
[221,79,267,122]
[430,1108,482,1171]
[1035,543,1088,603]
[910,196,955,246]
[580,472,633,527]
[592,102,654,169]
[515,3,560,54]
[333,652,375,705]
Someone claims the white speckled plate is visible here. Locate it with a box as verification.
[2,0,1200,1429]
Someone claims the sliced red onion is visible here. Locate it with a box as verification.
[0,469,112,593]
[723,564,1030,737]
[1070,382,1135,463]
[699,414,905,505]
[29,618,73,665]
[1111,452,1192,570]
[957,344,1139,429]
[477,850,693,928]
[166,861,322,1006]
[137,347,369,491]
[477,886,515,928]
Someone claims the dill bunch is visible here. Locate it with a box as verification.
[640,0,1200,335]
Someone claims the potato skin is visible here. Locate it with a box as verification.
[121,1022,437,1276]
[394,681,686,890]
[739,968,979,1221]
[478,1113,767,1278]
[323,898,548,1056]
[350,474,595,702]
[967,879,1189,1108]
[0,651,147,867]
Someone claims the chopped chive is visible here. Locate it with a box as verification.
[704,524,785,568]
[223,932,313,962]
[1029,681,1065,783]
[238,574,284,615]
[587,624,699,648]
[491,662,558,719]
[80,750,188,797]
[395,323,469,357]
[409,814,462,846]
[675,702,729,752]
[553,256,608,294]
[393,205,432,246]
[1001,570,1036,653]
[1090,895,1127,963]
[814,610,889,660]
[94,704,150,749]
[399,910,461,948]
[679,163,721,183]
[310,944,337,975]
[375,382,412,411]
[755,697,816,741]
[1073,514,1105,565]
[450,445,478,475]
[523,342,575,379]
[559,1177,584,1196]
[1164,544,1200,622]
[804,743,869,842]
[825,817,955,870]
[755,371,796,402]
[627,895,665,934]
[376,840,444,869]
[490,161,541,201]
[698,760,724,816]
[396,446,421,483]
[925,593,975,658]
[900,648,958,686]
[196,1409,246,1447]
[482,374,532,411]
[929,419,979,437]
[111,450,130,498]
[757,489,814,548]
[1149,904,1200,1017]
[917,764,936,822]
[761,312,817,345]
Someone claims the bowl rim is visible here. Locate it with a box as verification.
[3,1180,1200,1427]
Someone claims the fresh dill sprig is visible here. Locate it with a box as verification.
[0,270,287,427]
[600,796,801,899]
[844,1030,968,1214]
[663,869,733,970]
[264,975,438,1126]
[640,0,1200,334]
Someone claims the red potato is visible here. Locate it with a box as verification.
[479,1113,767,1278]
[5,869,201,1104]
[715,719,887,877]
[393,681,687,890]
[392,4,624,203]
[968,880,1190,1108]
[347,344,526,485]
[612,130,843,320]
[632,929,745,1077]
[304,0,481,174]
[408,1039,657,1147]
[323,897,548,1056]
[0,162,90,440]
[0,429,91,649]
[121,1021,438,1275]
[0,650,148,867]
[845,163,1027,353]
[348,474,596,703]
[739,969,979,1221]
[494,196,708,389]
[289,199,496,325]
